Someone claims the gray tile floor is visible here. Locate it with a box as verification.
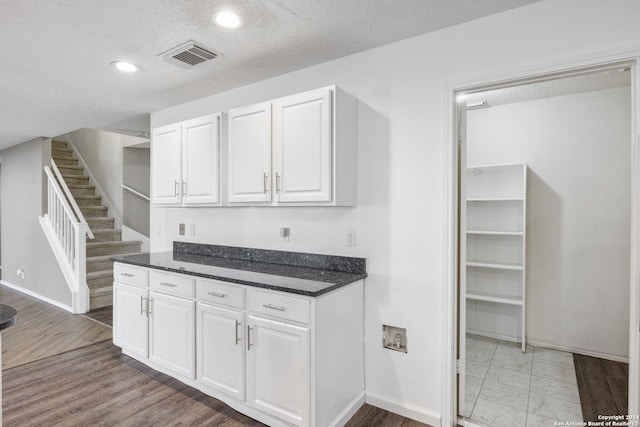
[463,335,583,427]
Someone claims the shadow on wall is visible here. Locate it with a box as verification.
[526,168,564,342]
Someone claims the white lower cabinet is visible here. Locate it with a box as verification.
[113,281,148,359]
[197,303,245,400]
[246,315,310,426]
[113,266,195,381]
[114,263,364,427]
[149,291,195,379]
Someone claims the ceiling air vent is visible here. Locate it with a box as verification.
[160,40,218,69]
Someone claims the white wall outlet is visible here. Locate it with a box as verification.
[346,229,356,246]
[17,269,24,279]
[280,227,290,242]
[179,223,185,236]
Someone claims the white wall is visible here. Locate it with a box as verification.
[150,0,640,422]
[0,138,72,307]
[59,128,148,228]
[467,87,631,360]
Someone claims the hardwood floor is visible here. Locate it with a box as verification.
[574,353,629,422]
[1,286,430,426]
[4,341,265,426]
[0,286,112,369]
[81,305,113,327]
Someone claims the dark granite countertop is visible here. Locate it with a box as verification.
[112,244,367,297]
[0,304,17,331]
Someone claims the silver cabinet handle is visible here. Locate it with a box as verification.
[207,291,226,298]
[174,180,179,196]
[263,303,285,311]
[275,173,281,193]
[160,282,178,288]
[140,296,146,315]
[121,273,135,277]
[147,298,153,316]
[235,320,241,345]
[247,325,253,350]
[263,173,269,193]
[182,180,186,195]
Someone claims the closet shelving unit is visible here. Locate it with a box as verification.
[465,163,527,352]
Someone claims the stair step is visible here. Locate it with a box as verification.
[86,241,142,257]
[86,252,143,273]
[51,140,68,150]
[80,206,108,217]
[52,148,73,157]
[68,185,96,196]
[89,287,113,310]
[57,165,84,176]
[87,270,113,289]
[75,195,102,207]
[63,175,89,185]
[52,157,78,167]
[91,229,122,242]
[87,217,115,230]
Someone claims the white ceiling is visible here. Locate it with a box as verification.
[466,67,631,108]
[0,0,541,150]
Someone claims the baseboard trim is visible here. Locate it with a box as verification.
[0,280,73,313]
[466,328,519,344]
[365,393,440,427]
[330,392,365,426]
[526,338,629,363]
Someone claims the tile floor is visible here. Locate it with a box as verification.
[463,335,583,427]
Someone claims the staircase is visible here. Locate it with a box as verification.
[51,140,142,311]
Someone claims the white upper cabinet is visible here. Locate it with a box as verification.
[228,86,357,206]
[228,103,272,204]
[151,123,182,205]
[273,89,332,203]
[151,113,222,206]
[182,115,221,205]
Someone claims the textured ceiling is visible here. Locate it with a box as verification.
[466,67,631,107]
[0,0,541,150]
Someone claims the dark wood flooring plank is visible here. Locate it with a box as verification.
[0,285,112,369]
[574,353,628,422]
[81,306,113,327]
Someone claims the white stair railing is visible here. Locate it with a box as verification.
[39,163,93,313]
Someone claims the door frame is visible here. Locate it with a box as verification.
[442,49,640,427]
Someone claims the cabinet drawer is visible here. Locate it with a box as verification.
[197,279,245,309]
[150,270,195,298]
[248,289,310,324]
[114,263,149,287]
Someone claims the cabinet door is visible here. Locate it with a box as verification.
[197,303,244,400]
[182,114,221,205]
[246,315,310,427]
[152,123,182,205]
[148,291,195,379]
[113,282,148,359]
[273,89,332,203]
[228,103,272,203]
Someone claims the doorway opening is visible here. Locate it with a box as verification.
[449,60,639,427]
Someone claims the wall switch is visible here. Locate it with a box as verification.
[179,223,185,236]
[346,229,356,246]
[280,227,290,242]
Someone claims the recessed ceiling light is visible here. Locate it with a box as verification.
[111,61,139,72]
[212,10,243,29]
